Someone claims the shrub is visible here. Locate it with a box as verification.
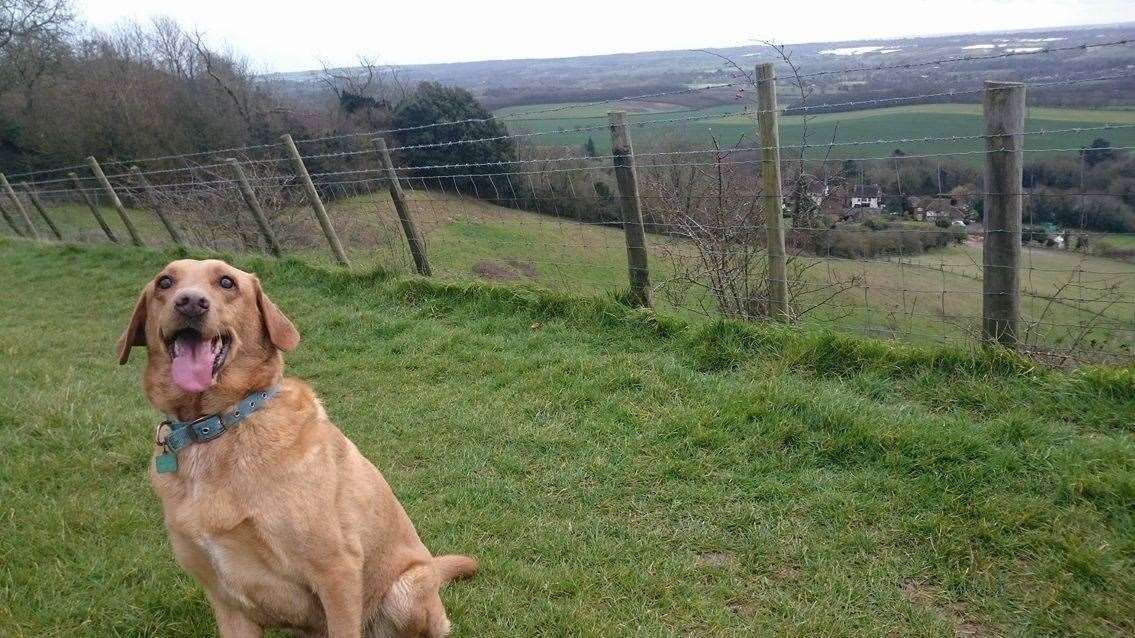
[391,82,517,196]
[791,223,960,258]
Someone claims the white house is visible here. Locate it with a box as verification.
[850,185,883,209]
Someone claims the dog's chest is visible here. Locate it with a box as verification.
[157,476,320,625]
[205,529,322,627]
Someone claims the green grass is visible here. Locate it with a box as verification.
[495,103,1135,161]
[11,189,1135,357]
[331,191,1135,356]
[1,238,1133,636]
[1096,234,1135,250]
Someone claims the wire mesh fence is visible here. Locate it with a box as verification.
[3,46,1134,366]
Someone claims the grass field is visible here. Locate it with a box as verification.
[1,238,1133,636]
[1096,233,1135,250]
[494,103,1135,162]
[8,190,1135,358]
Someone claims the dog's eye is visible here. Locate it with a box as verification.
[219,276,235,289]
[157,276,173,289]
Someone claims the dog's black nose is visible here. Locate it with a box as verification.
[175,293,210,317]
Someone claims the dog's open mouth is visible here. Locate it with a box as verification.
[165,328,231,393]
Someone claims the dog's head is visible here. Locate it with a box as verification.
[117,259,299,413]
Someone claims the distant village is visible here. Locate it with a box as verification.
[807,183,1071,249]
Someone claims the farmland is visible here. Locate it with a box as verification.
[272,23,1135,112]
[495,103,1135,162]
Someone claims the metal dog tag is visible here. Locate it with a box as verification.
[155,451,178,474]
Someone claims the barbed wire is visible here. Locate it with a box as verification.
[11,186,1130,361]
[6,57,1132,183]
[4,141,285,182]
[307,124,1132,175]
[359,73,1135,154]
[306,145,1135,181]
[47,117,1133,188]
[4,49,1134,363]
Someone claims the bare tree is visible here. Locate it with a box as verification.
[189,30,257,127]
[644,139,767,318]
[319,55,405,129]
[642,138,857,320]
[0,0,73,100]
[0,0,72,50]
[642,45,857,321]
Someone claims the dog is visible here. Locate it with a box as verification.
[117,259,476,637]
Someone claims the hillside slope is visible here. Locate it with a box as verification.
[10,187,1135,356]
[0,239,1132,636]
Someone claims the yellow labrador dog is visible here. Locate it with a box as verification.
[117,259,475,637]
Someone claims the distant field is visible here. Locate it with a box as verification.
[17,190,1134,358]
[494,103,1135,163]
[1096,233,1135,249]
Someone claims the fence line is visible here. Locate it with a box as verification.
[3,66,1134,365]
[34,140,1135,197]
[50,123,1135,188]
[14,67,1135,186]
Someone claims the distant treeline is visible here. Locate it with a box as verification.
[0,1,514,180]
[2,0,1132,242]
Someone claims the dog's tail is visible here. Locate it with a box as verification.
[434,554,477,584]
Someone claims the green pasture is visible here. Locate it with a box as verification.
[1,238,1133,636]
[6,188,1134,359]
[495,103,1135,164]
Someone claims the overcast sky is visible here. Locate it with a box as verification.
[76,0,1134,72]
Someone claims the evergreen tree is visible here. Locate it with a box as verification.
[584,136,597,157]
[1080,138,1115,167]
[390,82,518,197]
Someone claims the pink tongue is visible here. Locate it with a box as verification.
[171,333,216,393]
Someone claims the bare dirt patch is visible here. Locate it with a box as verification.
[472,259,539,282]
[900,579,993,637]
[771,564,802,583]
[725,598,758,618]
[694,551,734,568]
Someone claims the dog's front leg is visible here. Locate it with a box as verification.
[168,530,263,638]
[310,561,365,638]
[206,590,264,638]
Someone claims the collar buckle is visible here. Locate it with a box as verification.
[189,414,226,443]
[155,420,172,447]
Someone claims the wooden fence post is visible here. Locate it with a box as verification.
[756,63,789,321]
[22,183,63,240]
[130,166,187,246]
[0,173,40,240]
[375,138,431,276]
[981,81,1025,347]
[280,134,350,266]
[607,111,652,307]
[225,158,282,257]
[0,197,25,236]
[87,157,144,247]
[68,172,118,243]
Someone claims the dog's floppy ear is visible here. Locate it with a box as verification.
[116,285,150,364]
[255,278,300,352]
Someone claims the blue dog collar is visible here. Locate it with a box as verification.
[155,386,279,473]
